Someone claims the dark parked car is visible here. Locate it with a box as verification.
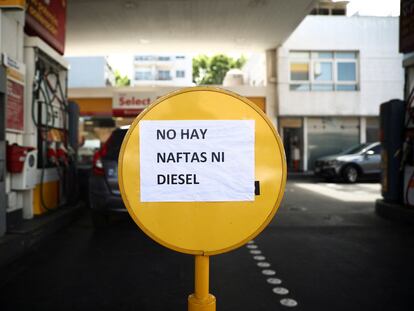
[89,126,129,226]
[314,142,381,183]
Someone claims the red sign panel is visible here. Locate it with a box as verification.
[25,0,67,55]
[6,79,24,132]
[400,0,414,53]
[112,108,147,117]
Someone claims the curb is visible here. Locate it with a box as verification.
[0,202,85,268]
[375,199,414,225]
[287,172,318,181]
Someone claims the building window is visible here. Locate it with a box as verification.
[310,7,346,16]
[135,55,154,61]
[314,62,333,81]
[176,56,185,59]
[176,70,185,78]
[135,71,153,80]
[337,63,356,81]
[157,70,171,80]
[157,56,171,61]
[290,63,309,81]
[318,8,330,15]
[289,51,358,91]
[332,9,346,15]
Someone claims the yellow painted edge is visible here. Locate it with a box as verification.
[33,180,59,215]
[118,86,287,256]
[0,0,25,9]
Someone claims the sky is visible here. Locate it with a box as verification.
[345,0,400,16]
[108,0,401,77]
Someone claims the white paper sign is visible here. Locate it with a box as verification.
[139,120,255,202]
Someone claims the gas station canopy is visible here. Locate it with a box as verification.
[66,0,316,55]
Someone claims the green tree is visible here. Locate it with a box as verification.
[114,70,131,86]
[192,54,246,85]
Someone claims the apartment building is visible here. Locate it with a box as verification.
[132,54,192,86]
[275,15,404,171]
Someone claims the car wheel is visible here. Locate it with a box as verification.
[342,165,359,183]
[91,210,109,228]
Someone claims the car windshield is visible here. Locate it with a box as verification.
[339,143,371,155]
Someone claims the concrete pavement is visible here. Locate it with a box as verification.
[1,179,413,311]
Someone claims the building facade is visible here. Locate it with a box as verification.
[276,15,404,171]
[132,54,192,86]
[66,56,115,88]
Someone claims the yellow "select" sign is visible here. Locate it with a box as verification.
[0,0,25,9]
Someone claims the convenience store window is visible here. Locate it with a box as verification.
[307,117,360,170]
[366,117,379,143]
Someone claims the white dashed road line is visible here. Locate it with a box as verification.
[246,242,299,308]
[273,287,289,295]
[267,278,282,285]
[250,250,262,254]
[262,269,276,276]
[257,262,271,268]
[280,298,298,307]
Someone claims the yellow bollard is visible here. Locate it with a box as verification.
[188,255,216,311]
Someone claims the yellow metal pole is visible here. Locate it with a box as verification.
[188,255,216,311]
[195,255,209,300]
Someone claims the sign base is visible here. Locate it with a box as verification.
[188,294,216,311]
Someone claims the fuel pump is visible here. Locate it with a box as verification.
[379,99,405,204]
[34,47,69,211]
[24,37,78,216]
[377,4,414,218]
[0,66,6,237]
[402,86,414,206]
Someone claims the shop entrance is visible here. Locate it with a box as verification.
[280,118,303,172]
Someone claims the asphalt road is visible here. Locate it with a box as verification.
[1,178,414,311]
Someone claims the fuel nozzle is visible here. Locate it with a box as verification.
[46,141,58,166]
[56,142,69,167]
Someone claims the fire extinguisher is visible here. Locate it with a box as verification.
[6,143,35,173]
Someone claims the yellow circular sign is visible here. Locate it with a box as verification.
[119,87,286,255]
